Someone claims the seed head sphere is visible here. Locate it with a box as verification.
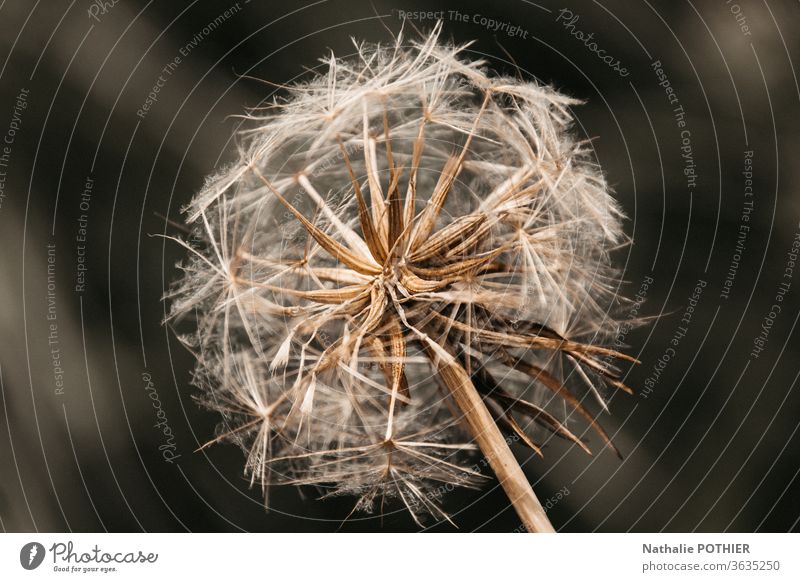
[168,24,634,529]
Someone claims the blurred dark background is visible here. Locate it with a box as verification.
[1,0,798,532]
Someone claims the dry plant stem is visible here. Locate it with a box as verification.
[434,354,555,533]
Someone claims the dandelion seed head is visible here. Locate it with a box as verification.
[168,24,632,525]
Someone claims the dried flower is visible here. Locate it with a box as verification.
[167,24,634,532]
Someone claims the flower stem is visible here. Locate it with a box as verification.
[433,354,556,533]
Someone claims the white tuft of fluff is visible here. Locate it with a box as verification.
[167,23,631,525]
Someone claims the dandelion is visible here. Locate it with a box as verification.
[167,23,635,532]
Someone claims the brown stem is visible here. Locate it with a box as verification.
[426,348,555,533]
